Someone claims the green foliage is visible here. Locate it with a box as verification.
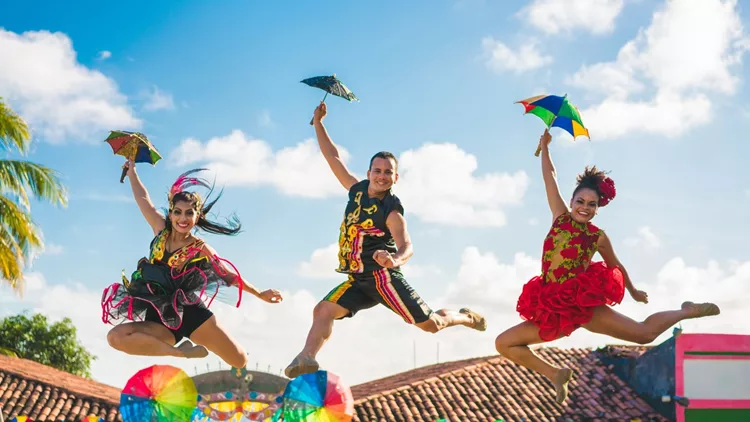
[0,97,68,294]
[0,313,96,378]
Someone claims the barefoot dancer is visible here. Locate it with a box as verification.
[284,102,487,379]
[102,161,283,372]
[495,129,720,404]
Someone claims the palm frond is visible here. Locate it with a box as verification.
[0,346,19,357]
[0,195,42,289]
[0,227,24,291]
[0,160,68,208]
[0,98,30,155]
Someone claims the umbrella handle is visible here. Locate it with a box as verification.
[534,143,542,157]
[120,166,128,183]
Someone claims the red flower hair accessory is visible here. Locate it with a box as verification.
[598,177,616,206]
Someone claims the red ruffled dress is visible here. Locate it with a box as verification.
[516,212,625,341]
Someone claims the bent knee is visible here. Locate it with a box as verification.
[633,331,659,345]
[107,326,129,349]
[416,318,440,334]
[495,335,511,354]
[313,301,347,320]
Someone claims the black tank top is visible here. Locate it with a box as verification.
[336,180,404,274]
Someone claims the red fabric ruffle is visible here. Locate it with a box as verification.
[516,262,625,341]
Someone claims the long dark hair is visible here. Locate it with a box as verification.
[165,168,242,236]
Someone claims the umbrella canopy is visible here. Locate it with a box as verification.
[120,365,198,422]
[280,370,354,422]
[516,94,590,156]
[104,130,162,182]
[301,74,358,125]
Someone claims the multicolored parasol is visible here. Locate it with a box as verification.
[515,94,590,156]
[280,370,354,422]
[119,364,198,422]
[80,417,105,422]
[104,130,162,183]
[8,417,33,422]
[301,74,358,125]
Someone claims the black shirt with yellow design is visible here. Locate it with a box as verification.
[336,180,404,274]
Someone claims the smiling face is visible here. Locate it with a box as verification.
[367,157,398,194]
[570,187,599,224]
[169,199,200,234]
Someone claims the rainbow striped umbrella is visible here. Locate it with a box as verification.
[280,370,353,421]
[516,94,590,156]
[119,365,198,422]
[104,130,162,183]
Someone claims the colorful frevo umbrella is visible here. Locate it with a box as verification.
[279,370,354,422]
[516,94,590,156]
[104,130,162,183]
[119,364,198,422]
[301,74,358,125]
[80,417,105,422]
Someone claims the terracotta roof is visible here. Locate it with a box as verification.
[0,355,121,422]
[351,346,668,422]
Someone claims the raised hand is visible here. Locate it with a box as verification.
[312,102,327,125]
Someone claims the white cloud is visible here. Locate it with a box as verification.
[171,134,528,227]
[4,249,747,389]
[75,192,132,203]
[624,226,661,249]
[401,263,442,279]
[0,29,140,143]
[170,131,350,199]
[42,243,64,256]
[395,143,529,227]
[257,110,274,127]
[481,37,553,74]
[297,243,339,279]
[568,0,749,140]
[142,85,175,111]
[521,0,625,35]
[96,50,111,61]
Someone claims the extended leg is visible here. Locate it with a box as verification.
[189,315,248,369]
[495,321,572,404]
[284,300,350,379]
[583,302,720,345]
[415,308,487,333]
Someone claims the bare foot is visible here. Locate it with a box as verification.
[552,368,574,404]
[176,341,209,359]
[681,301,720,318]
[284,354,320,379]
[459,308,487,331]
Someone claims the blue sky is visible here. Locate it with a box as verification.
[2,0,749,388]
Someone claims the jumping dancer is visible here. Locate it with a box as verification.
[284,102,487,379]
[102,161,283,373]
[495,129,720,404]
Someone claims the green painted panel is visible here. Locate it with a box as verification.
[685,408,750,421]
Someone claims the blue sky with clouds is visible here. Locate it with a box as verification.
[2,0,749,388]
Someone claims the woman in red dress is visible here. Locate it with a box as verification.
[495,129,721,404]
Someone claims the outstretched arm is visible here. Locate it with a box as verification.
[312,103,358,191]
[201,243,282,304]
[539,129,569,221]
[374,211,413,268]
[597,231,649,304]
[124,160,166,236]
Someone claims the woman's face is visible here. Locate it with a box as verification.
[570,188,599,224]
[170,200,199,233]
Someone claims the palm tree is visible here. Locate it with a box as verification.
[0,98,68,295]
